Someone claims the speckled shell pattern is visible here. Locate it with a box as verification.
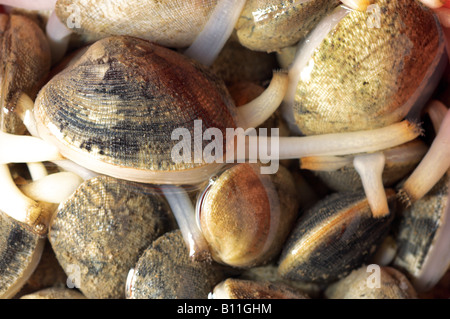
[236,0,341,52]
[55,0,218,48]
[325,266,418,299]
[393,172,450,284]
[0,211,44,298]
[289,0,440,135]
[34,36,237,174]
[278,190,396,284]
[126,230,226,299]
[0,14,51,134]
[199,163,299,268]
[48,175,176,299]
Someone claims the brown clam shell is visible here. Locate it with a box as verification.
[0,13,51,134]
[48,175,176,299]
[235,0,341,52]
[54,0,218,48]
[0,211,45,299]
[212,278,310,299]
[287,0,442,135]
[34,36,237,184]
[278,189,396,284]
[198,163,299,268]
[19,287,86,299]
[325,265,417,299]
[126,230,227,299]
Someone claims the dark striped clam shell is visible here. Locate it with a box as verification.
[34,36,237,184]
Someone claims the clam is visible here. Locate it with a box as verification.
[392,170,450,293]
[277,189,396,284]
[0,210,45,299]
[195,163,299,267]
[324,265,418,299]
[210,278,310,299]
[126,230,227,299]
[235,0,341,52]
[301,139,428,193]
[0,13,51,135]
[48,175,176,299]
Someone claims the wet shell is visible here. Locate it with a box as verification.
[0,211,45,299]
[235,0,341,52]
[324,265,417,299]
[54,0,218,48]
[34,36,237,184]
[284,0,444,135]
[277,189,396,284]
[48,175,176,299]
[211,278,310,299]
[197,163,299,268]
[0,13,51,134]
[126,230,227,299]
[311,139,428,192]
[392,172,450,292]
[20,287,86,299]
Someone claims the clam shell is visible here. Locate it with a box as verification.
[285,0,444,135]
[211,278,310,299]
[126,230,226,299]
[278,189,396,284]
[0,13,51,134]
[55,0,218,48]
[312,139,428,192]
[198,163,299,268]
[325,265,417,299]
[393,172,450,292]
[34,36,237,184]
[0,211,45,299]
[235,0,341,52]
[48,175,176,299]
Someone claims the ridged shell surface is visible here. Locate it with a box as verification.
[126,230,226,299]
[0,211,44,299]
[393,172,450,291]
[55,0,218,48]
[48,175,176,299]
[0,14,51,134]
[236,0,341,52]
[287,0,441,135]
[278,190,396,284]
[34,36,237,183]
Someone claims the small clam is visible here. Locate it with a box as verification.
[278,189,396,284]
[235,0,341,52]
[48,175,176,299]
[126,230,227,299]
[196,163,299,268]
[324,265,418,299]
[0,13,51,134]
[301,139,428,192]
[0,210,45,299]
[283,0,445,136]
[19,287,86,299]
[210,278,310,299]
[392,171,450,293]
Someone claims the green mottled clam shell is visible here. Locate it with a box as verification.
[290,0,441,135]
[48,175,176,299]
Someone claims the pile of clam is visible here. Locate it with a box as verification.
[1,0,450,300]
